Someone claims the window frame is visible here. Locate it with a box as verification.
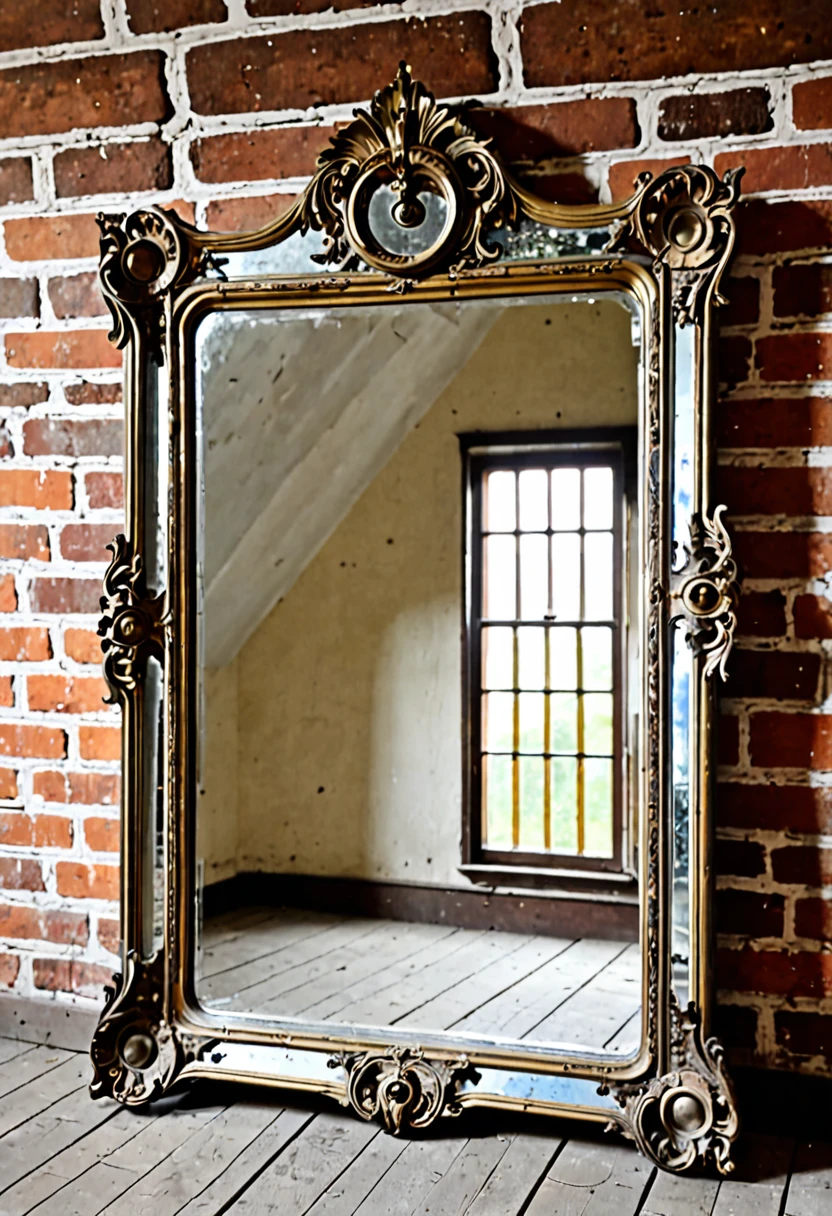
[460,427,638,893]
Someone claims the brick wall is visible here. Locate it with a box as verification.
[1,0,831,1073]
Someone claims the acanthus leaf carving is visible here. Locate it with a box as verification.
[98,534,165,704]
[672,505,738,681]
[330,1046,475,1134]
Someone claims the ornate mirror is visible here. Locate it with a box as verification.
[90,65,743,1176]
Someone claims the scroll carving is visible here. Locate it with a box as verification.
[98,534,164,703]
[332,1047,473,1134]
[673,506,738,681]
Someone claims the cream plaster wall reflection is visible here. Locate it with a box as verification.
[199,297,639,887]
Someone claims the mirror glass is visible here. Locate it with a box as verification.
[193,291,644,1060]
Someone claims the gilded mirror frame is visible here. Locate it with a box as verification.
[89,65,743,1176]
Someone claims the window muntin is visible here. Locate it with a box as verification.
[468,441,629,874]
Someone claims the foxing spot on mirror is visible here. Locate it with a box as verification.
[194,293,643,1057]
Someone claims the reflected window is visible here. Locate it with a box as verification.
[464,434,635,877]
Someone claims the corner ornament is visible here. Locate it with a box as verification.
[672,505,738,681]
[331,1047,473,1134]
[90,953,177,1104]
[98,535,165,704]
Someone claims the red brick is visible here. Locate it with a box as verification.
[717,335,752,386]
[84,817,119,853]
[0,422,11,461]
[608,156,689,203]
[186,16,497,116]
[65,628,104,664]
[0,953,19,987]
[0,811,73,848]
[718,946,832,999]
[718,783,832,835]
[725,649,820,702]
[0,525,50,562]
[0,767,17,799]
[68,771,120,806]
[773,264,832,320]
[0,278,39,319]
[33,958,112,996]
[0,677,13,708]
[33,770,68,803]
[771,845,832,887]
[79,726,120,761]
[716,144,832,195]
[0,157,34,206]
[720,276,760,328]
[717,398,832,448]
[513,173,598,205]
[85,472,123,510]
[715,838,766,879]
[795,594,832,640]
[0,904,87,944]
[0,857,44,891]
[749,712,832,769]
[736,591,786,639]
[659,88,771,142]
[0,724,66,759]
[775,1009,832,1062]
[519,2,832,88]
[718,714,740,767]
[98,916,120,955]
[127,0,227,33]
[54,138,172,199]
[5,331,121,371]
[23,418,122,458]
[469,99,639,161]
[720,467,832,518]
[793,76,832,132]
[0,52,170,141]
[205,193,299,233]
[0,470,72,511]
[795,898,832,941]
[48,273,107,319]
[0,575,16,613]
[56,860,118,900]
[0,632,51,661]
[65,382,121,406]
[29,579,102,615]
[0,382,48,407]
[735,199,832,258]
[191,127,335,185]
[5,214,101,262]
[60,524,119,564]
[28,675,109,715]
[0,1,104,52]
[716,889,784,938]
[735,531,832,579]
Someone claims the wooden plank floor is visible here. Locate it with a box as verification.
[198,907,642,1054]
[0,1031,829,1216]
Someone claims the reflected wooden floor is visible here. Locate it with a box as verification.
[0,1030,828,1216]
[198,905,642,1054]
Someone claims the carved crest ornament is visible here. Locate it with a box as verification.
[91,64,743,1175]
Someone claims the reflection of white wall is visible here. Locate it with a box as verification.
[198,298,640,886]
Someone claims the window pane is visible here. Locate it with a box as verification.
[519,692,545,752]
[484,754,512,848]
[484,534,516,619]
[584,758,614,857]
[519,756,545,850]
[584,466,613,530]
[551,467,580,530]
[485,470,515,532]
[482,626,514,690]
[584,692,614,755]
[519,469,548,531]
[520,533,548,619]
[582,626,613,690]
[551,534,580,620]
[551,756,578,852]
[518,626,545,690]
[550,626,577,689]
[550,693,578,753]
[584,532,613,620]
[483,691,514,752]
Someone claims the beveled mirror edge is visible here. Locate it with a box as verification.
[90,63,743,1176]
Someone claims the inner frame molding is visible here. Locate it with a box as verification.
[90,63,743,1177]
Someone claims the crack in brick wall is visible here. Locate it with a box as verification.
[2,0,832,1075]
